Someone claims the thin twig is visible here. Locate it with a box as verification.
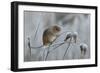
[50,42,65,52]
[30,45,43,49]
[33,15,42,41]
[44,45,51,60]
[27,30,71,60]
[29,31,69,49]
[30,42,65,49]
[41,42,65,61]
[44,42,66,61]
[45,50,49,61]
[27,37,31,56]
[42,48,46,60]
[63,38,72,60]
[34,14,42,40]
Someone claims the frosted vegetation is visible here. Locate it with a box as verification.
[24,11,90,61]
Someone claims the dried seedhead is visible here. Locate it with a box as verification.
[64,31,78,43]
[64,32,72,42]
[72,32,78,43]
[80,43,88,55]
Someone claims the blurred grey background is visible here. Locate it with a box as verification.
[24,11,90,62]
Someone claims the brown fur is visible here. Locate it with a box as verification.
[43,25,61,46]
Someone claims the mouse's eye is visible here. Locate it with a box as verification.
[55,28,58,30]
[54,26,60,31]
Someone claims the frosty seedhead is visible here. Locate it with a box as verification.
[27,37,31,49]
[80,43,88,55]
[72,32,78,43]
[27,37,30,41]
[64,32,72,42]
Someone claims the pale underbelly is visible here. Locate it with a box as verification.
[50,36,56,42]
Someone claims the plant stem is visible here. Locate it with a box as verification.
[45,49,49,61]
[44,42,65,61]
[27,31,70,60]
[50,42,64,52]
[29,31,69,49]
[42,48,45,61]
[33,13,42,41]
[28,37,31,56]
[63,38,72,60]
[33,20,40,41]
[45,45,51,61]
